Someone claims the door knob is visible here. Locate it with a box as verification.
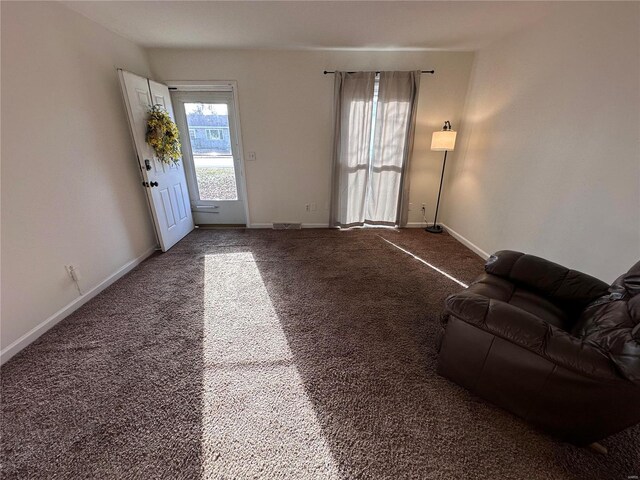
[150,181,159,187]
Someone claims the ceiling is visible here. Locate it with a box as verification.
[63,1,558,51]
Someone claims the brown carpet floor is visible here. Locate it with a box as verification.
[2,229,639,479]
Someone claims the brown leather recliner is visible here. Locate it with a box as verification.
[437,250,640,445]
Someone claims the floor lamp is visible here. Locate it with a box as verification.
[426,121,457,234]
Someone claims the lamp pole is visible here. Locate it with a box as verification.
[426,120,456,234]
[425,150,447,234]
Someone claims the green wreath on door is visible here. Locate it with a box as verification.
[146,105,181,165]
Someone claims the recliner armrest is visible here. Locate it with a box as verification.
[485,250,609,308]
[445,292,619,380]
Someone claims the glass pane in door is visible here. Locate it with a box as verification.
[184,103,238,200]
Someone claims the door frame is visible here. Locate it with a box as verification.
[166,80,251,227]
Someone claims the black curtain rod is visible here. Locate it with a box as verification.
[323,70,434,75]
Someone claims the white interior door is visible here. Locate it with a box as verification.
[172,90,247,225]
[118,70,194,251]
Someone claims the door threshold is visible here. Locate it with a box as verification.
[195,224,246,229]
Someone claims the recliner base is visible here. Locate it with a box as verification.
[437,316,640,445]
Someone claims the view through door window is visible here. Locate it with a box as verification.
[184,103,238,200]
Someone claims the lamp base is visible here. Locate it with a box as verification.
[425,225,444,234]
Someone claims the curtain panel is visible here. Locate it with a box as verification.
[330,71,420,228]
[330,72,376,228]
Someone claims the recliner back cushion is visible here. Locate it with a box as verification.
[625,260,640,297]
[630,294,640,326]
[485,251,609,308]
[571,260,640,382]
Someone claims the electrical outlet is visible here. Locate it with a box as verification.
[421,203,426,213]
[305,203,310,212]
[247,151,257,161]
[65,264,83,295]
[65,265,80,281]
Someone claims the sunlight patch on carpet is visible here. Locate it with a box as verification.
[201,251,340,478]
[378,236,468,288]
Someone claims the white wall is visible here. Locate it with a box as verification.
[147,49,474,226]
[442,2,640,282]
[1,2,157,356]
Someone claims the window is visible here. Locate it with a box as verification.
[181,102,237,201]
[206,128,223,140]
[189,128,196,140]
[331,71,419,227]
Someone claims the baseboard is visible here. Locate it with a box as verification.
[403,222,489,259]
[301,223,330,229]
[440,224,490,260]
[248,223,330,229]
[405,222,429,228]
[0,245,157,365]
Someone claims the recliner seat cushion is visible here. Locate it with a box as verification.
[630,295,640,327]
[572,300,640,382]
[570,259,640,381]
[467,273,568,329]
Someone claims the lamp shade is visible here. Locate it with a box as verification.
[431,130,457,151]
